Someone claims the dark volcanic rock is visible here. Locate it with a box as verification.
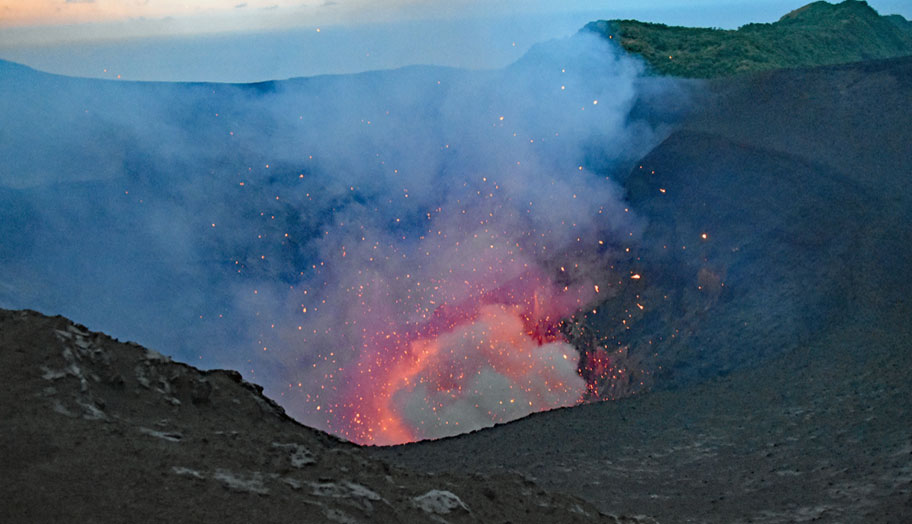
[0,308,617,523]
[578,55,912,394]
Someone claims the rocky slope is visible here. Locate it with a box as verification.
[566,54,912,401]
[0,308,630,523]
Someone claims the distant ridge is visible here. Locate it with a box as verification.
[585,0,912,77]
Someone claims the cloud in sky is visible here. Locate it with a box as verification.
[0,1,826,31]
[3,0,594,46]
[2,1,910,37]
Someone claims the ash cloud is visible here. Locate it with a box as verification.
[0,31,669,442]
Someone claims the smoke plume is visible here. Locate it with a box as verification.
[0,31,664,443]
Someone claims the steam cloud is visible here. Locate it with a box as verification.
[0,31,664,443]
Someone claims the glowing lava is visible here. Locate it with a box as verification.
[337,270,590,445]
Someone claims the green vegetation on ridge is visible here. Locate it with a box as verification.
[585,0,912,78]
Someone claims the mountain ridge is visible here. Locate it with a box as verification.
[585,0,912,77]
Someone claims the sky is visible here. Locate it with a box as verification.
[1,1,911,80]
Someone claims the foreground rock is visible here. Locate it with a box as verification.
[0,308,621,524]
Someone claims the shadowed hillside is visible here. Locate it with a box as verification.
[585,0,912,77]
[0,308,624,523]
[574,54,912,400]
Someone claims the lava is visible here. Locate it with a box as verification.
[580,347,613,400]
[336,269,590,445]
